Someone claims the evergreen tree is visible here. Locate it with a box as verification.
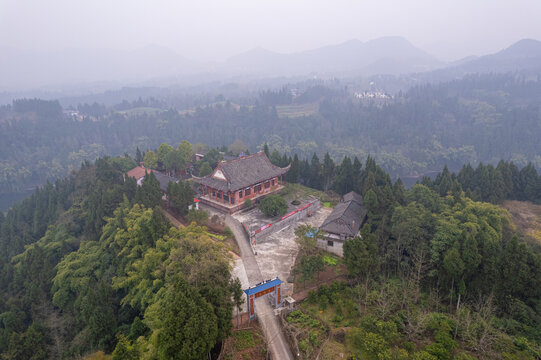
[310,153,322,190]
[334,156,354,195]
[289,154,300,183]
[135,172,162,208]
[322,152,335,191]
[150,276,218,360]
[135,147,143,164]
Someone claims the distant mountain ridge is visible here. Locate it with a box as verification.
[445,38,541,75]
[2,37,541,91]
[222,36,442,76]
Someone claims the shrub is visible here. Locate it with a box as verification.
[318,295,329,311]
[291,199,301,205]
[243,199,252,208]
[258,195,288,217]
[187,209,208,225]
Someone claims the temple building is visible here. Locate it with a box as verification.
[195,151,290,213]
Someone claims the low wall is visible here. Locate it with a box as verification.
[317,238,344,257]
[251,199,321,244]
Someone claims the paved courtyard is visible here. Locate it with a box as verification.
[233,203,331,296]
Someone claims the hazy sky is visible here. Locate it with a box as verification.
[1,0,540,62]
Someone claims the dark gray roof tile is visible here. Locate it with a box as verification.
[195,151,290,192]
[320,191,367,237]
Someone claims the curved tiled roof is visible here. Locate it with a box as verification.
[320,191,367,237]
[195,151,290,192]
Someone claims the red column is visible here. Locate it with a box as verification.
[208,187,211,199]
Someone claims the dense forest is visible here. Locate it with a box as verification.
[0,156,237,359]
[1,73,541,197]
[0,144,539,358]
[287,155,541,359]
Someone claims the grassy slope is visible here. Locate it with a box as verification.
[501,200,541,251]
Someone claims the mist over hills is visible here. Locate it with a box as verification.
[222,36,442,76]
[0,45,201,90]
[1,37,541,92]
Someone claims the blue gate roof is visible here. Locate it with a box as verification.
[244,278,282,296]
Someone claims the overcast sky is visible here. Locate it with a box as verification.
[1,0,540,62]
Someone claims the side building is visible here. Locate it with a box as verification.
[194,151,290,213]
[318,191,367,256]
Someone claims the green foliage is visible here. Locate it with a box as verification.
[112,335,139,360]
[294,224,320,255]
[146,276,218,360]
[187,209,208,225]
[343,224,379,280]
[322,255,338,266]
[143,150,158,169]
[198,162,213,177]
[135,171,162,208]
[167,180,194,215]
[232,331,255,351]
[258,195,288,217]
[243,198,253,208]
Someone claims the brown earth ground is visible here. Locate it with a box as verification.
[501,200,541,251]
[220,319,267,360]
[291,251,349,302]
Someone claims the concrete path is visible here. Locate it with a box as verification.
[225,215,294,360]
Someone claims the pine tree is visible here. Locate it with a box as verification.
[310,153,322,190]
[322,152,335,191]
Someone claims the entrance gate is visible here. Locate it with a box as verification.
[244,278,282,320]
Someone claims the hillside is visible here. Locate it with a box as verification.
[502,200,541,251]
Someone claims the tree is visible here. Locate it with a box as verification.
[198,162,212,177]
[167,181,194,215]
[228,140,247,155]
[164,149,186,175]
[294,224,321,256]
[147,276,218,360]
[289,154,300,183]
[143,150,158,169]
[177,140,194,162]
[157,143,174,168]
[334,156,354,195]
[112,335,139,360]
[322,152,335,191]
[443,243,465,309]
[135,147,143,163]
[135,171,162,208]
[343,224,379,281]
[299,255,325,285]
[258,195,288,217]
[310,153,322,190]
[270,149,282,166]
[230,278,244,328]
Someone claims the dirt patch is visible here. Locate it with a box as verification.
[220,321,267,360]
[501,200,541,250]
[292,254,349,302]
